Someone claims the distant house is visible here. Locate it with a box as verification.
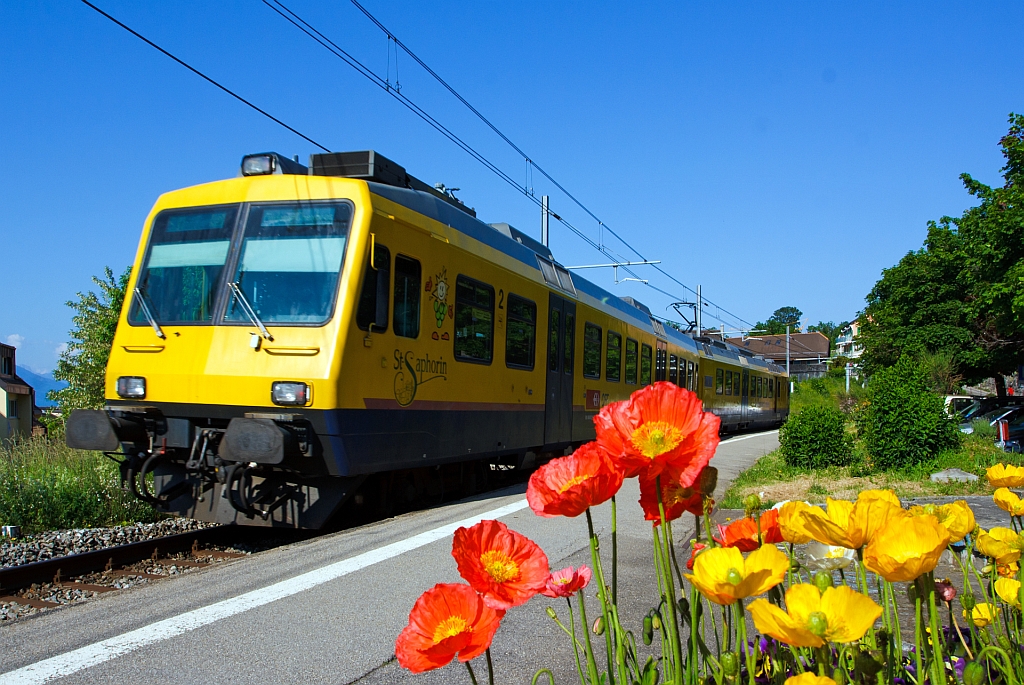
[725,331,831,381]
[834,320,863,359]
[0,342,35,440]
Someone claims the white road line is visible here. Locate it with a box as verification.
[0,498,530,685]
[721,429,779,444]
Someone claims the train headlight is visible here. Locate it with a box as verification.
[116,376,146,399]
[272,381,309,406]
[242,153,276,176]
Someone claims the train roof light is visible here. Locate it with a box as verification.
[241,152,309,177]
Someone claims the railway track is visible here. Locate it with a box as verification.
[0,526,278,614]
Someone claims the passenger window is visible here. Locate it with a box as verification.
[583,323,602,379]
[506,294,536,369]
[453,276,494,363]
[656,348,667,381]
[563,313,574,375]
[689,361,696,391]
[725,371,733,396]
[393,255,421,338]
[356,244,391,331]
[607,332,622,382]
[758,377,763,398]
[716,369,724,395]
[669,355,678,385]
[640,344,653,385]
[625,338,638,384]
[548,310,561,372]
[768,378,774,397]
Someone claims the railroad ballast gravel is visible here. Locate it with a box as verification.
[0,518,215,568]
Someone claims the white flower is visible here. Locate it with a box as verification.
[802,541,855,571]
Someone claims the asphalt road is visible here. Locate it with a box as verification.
[0,429,778,685]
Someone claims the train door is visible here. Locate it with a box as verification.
[741,369,749,423]
[656,341,667,381]
[545,294,575,445]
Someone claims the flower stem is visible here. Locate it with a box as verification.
[485,648,495,685]
[567,599,587,685]
[575,586,602,685]
[611,495,618,606]
[924,574,945,685]
[585,508,618,685]
[465,661,480,685]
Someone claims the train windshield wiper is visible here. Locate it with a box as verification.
[133,287,166,339]
[229,282,273,341]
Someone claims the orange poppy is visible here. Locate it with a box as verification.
[594,381,721,482]
[715,509,785,552]
[527,442,624,518]
[395,583,504,673]
[687,541,708,570]
[452,520,550,610]
[638,465,704,524]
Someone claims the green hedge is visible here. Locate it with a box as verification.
[860,356,961,470]
[779,405,853,469]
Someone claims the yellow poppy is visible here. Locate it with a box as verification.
[684,543,788,606]
[994,577,1021,609]
[993,488,1024,517]
[863,514,950,582]
[964,603,1000,628]
[778,501,813,544]
[908,500,975,543]
[976,527,1024,566]
[986,463,1024,488]
[748,584,881,648]
[785,674,837,685]
[797,490,906,550]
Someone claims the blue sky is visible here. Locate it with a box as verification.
[1,1,1021,373]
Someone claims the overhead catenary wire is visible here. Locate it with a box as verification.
[345,0,756,332]
[79,0,331,153]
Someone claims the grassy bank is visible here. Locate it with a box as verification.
[0,435,159,533]
[721,433,1007,509]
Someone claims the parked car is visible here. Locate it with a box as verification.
[958,396,1024,422]
[960,406,1024,433]
[999,412,1024,452]
[944,395,978,417]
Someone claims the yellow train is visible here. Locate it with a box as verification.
[66,151,789,527]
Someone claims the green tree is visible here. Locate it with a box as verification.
[754,306,803,335]
[859,114,1024,393]
[49,267,131,415]
[807,320,848,346]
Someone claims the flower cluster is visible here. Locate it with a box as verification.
[395,382,1024,685]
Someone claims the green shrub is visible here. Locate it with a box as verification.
[779,405,854,469]
[0,435,159,532]
[861,356,961,470]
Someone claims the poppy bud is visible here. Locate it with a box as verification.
[935,578,957,603]
[854,650,883,678]
[743,494,763,517]
[962,662,986,685]
[593,616,605,635]
[651,614,662,631]
[677,597,690,615]
[546,606,557,620]
[997,635,1012,652]
[961,591,976,610]
[721,651,740,677]
[642,616,654,645]
[814,571,833,594]
[698,467,718,496]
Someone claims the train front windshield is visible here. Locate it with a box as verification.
[130,206,239,324]
[224,203,352,324]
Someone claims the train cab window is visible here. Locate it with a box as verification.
[355,243,391,331]
[133,205,239,326]
[583,323,602,379]
[453,276,494,364]
[227,203,353,325]
[393,255,421,338]
[625,338,638,384]
[715,369,724,395]
[563,313,575,375]
[669,355,678,384]
[606,332,622,382]
[640,344,653,385]
[505,294,536,369]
